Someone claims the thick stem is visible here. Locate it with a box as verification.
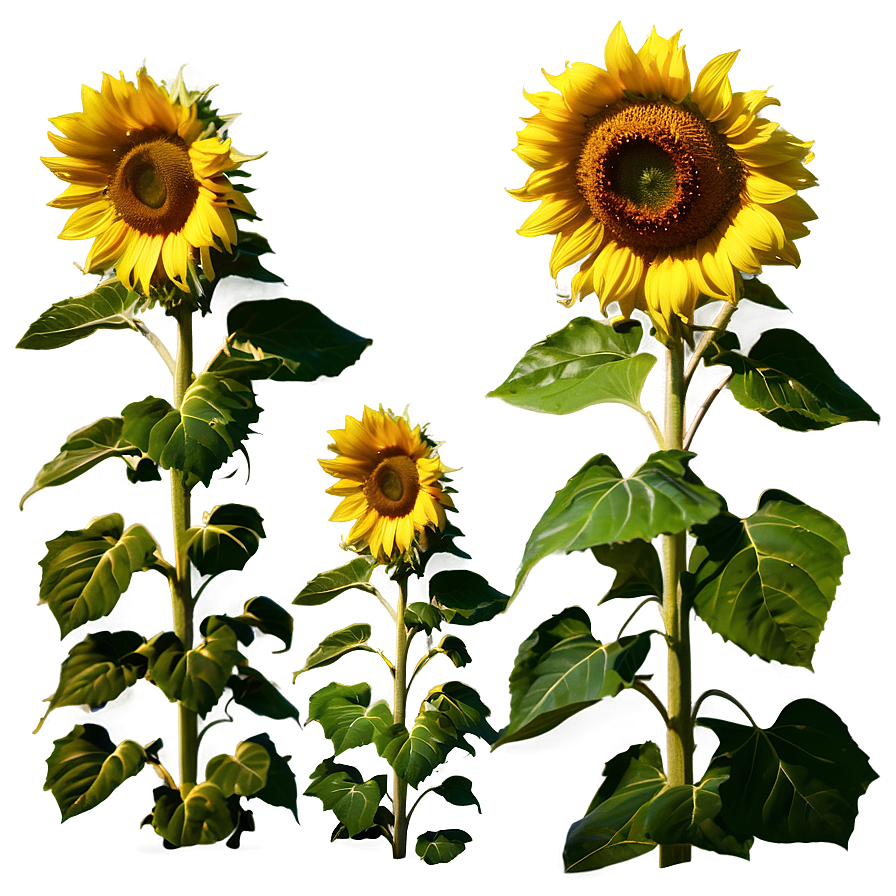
[392,576,410,859]
[169,306,196,794]
[659,341,693,868]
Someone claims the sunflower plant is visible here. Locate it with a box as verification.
[295,407,507,863]
[20,67,372,847]
[491,23,878,871]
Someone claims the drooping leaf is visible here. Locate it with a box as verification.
[200,613,256,647]
[39,513,162,637]
[431,776,481,813]
[125,455,161,483]
[592,540,664,603]
[516,451,723,594]
[698,698,877,848]
[331,805,394,841]
[120,396,173,451]
[430,635,471,669]
[307,682,392,755]
[149,782,238,847]
[184,504,265,575]
[404,602,443,635]
[686,490,848,669]
[244,733,299,821]
[429,570,510,625]
[294,624,375,676]
[415,829,473,865]
[488,317,656,414]
[17,279,140,350]
[293,556,379,606]
[705,328,879,430]
[205,740,271,797]
[233,596,293,652]
[739,276,788,310]
[426,682,498,745]
[36,630,147,731]
[305,758,387,837]
[44,723,147,821]
[227,665,301,724]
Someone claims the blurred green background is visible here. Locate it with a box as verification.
[2,0,894,893]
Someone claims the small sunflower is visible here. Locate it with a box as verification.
[320,407,455,565]
[512,23,817,338]
[42,69,257,297]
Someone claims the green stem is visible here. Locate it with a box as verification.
[169,305,196,795]
[659,340,693,869]
[392,575,410,859]
[683,300,737,391]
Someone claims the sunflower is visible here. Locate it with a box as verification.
[512,23,816,338]
[42,69,257,297]
[320,407,455,565]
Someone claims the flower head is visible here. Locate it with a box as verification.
[320,406,455,565]
[42,68,258,298]
[512,23,816,339]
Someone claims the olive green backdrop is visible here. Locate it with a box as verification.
[4,1,890,892]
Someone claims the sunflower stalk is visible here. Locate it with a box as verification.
[392,574,410,859]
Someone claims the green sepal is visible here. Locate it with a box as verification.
[429,570,510,625]
[244,733,299,822]
[17,279,140,350]
[232,596,293,652]
[205,740,271,797]
[516,450,723,594]
[431,776,481,813]
[592,540,663,603]
[293,556,378,606]
[698,698,877,848]
[149,782,238,847]
[294,624,375,677]
[39,513,162,638]
[415,829,472,864]
[44,723,148,821]
[206,230,283,292]
[425,681,498,745]
[305,758,387,837]
[488,317,656,414]
[184,504,265,575]
[404,520,471,578]
[404,602,443,635]
[227,665,301,724]
[686,490,848,669]
[307,682,392,754]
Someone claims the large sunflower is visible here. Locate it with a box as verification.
[512,23,816,337]
[320,407,455,565]
[42,69,256,296]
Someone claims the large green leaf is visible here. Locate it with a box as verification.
[305,758,387,837]
[36,630,147,732]
[139,619,243,717]
[17,279,140,350]
[149,782,237,847]
[244,733,298,821]
[233,596,293,652]
[429,570,510,625]
[208,298,371,382]
[44,723,148,821]
[494,607,651,748]
[184,504,265,575]
[227,666,301,724]
[425,681,498,745]
[294,624,375,677]
[415,829,472,865]
[206,741,271,797]
[293,556,378,606]
[516,450,723,594]
[39,513,162,637]
[705,328,879,430]
[307,682,392,755]
[122,373,260,487]
[20,417,141,509]
[686,490,848,669]
[698,699,877,848]
[592,540,664,603]
[488,317,656,414]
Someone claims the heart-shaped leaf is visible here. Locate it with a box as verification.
[592,540,664,603]
[149,782,237,847]
[233,596,293,652]
[415,829,472,864]
[244,733,299,821]
[431,776,481,813]
[184,504,265,575]
[404,602,443,635]
[294,624,375,677]
[206,740,271,797]
[429,570,510,625]
[305,758,387,837]
[307,682,392,754]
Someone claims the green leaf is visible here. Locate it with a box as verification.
[139,619,243,717]
[293,556,379,606]
[125,455,162,484]
[740,276,788,310]
[415,829,472,865]
[425,681,498,745]
[705,328,879,430]
[184,504,265,575]
[698,698,877,848]
[208,230,283,287]
[305,758,387,837]
[432,635,471,669]
[429,570,510,625]
[686,490,848,669]
[233,596,293,652]
[404,602,443,635]
[244,733,298,821]
[44,723,148,821]
[123,374,260,487]
[200,613,256,647]
[208,298,371,382]
[294,624,375,676]
[227,666,301,724]
[494,607,651,747]
[36,630,147,732]
[150,782,237,847]
[20,417,141,509]
[431,776,481,813]
[592,540,663,603]
[17,279,139,350]
[331,805,394,841]
[563,742,665,872]
[205,740,271,797]
[307,682,392,754]
[39,513,161,637]
[488,317,656,414]
[516,450,723,594]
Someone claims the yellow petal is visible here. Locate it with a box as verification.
[605,22,653,96]
[519,196,585,237]
[542,61,622,117]
[692,50,739,121]
[549,216,603,278]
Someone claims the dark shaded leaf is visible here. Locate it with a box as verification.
[227,665,300,724]
[432,776,481,813]
[740,276,788,310]
[233,596,293,652]
[426,681,498,745]
[592,539,663,603]
[208,230,283,288]
[331,805,393,841]
[294,556,378,606]
[245,733,299,821]
[184,504,265,575]
[415,829,472,864]
[404,602,443,635]
[431,635,471,669]
[429,570,510,625]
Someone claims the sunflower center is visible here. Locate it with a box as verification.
[109,137,199,235]
[365,455,420,518]
[576,101,746,255]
